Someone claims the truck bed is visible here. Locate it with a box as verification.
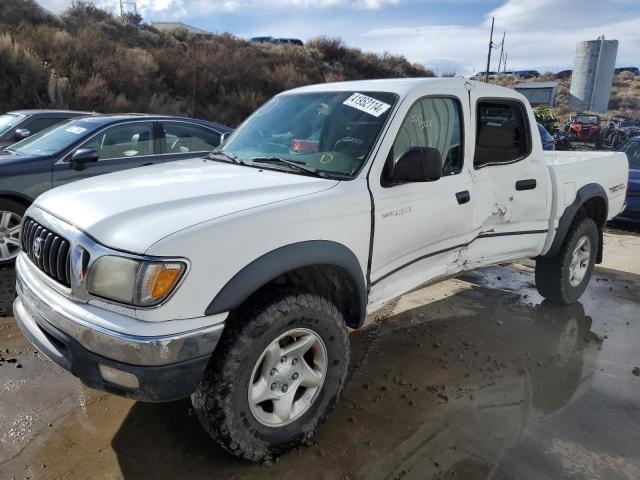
[543,150,628,252]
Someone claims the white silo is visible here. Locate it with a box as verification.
[569,37,618,113]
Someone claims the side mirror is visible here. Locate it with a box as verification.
[14,128,31,140]
[71,148,99,171]
[392,147,443,183]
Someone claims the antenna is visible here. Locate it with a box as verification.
[497,31,506,74]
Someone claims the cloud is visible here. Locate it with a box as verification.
[359,0,640,75]
[37,0,398,14]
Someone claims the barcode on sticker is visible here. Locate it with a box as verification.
[343,93,391,117]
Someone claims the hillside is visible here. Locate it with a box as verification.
[0,0,432,127]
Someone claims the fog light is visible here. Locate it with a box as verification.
[98,364,139,390]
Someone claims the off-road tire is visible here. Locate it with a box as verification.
[0,198,26,267]
[191,288,350,461]
[535,217,598,304]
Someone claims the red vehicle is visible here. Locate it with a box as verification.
[570,113,603,149]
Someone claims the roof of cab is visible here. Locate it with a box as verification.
[9,109,92,115]
[67,114,232,132]
[285,77,525,101]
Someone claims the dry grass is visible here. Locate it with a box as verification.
[0,0,433,126]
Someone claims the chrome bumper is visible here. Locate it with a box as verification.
[14,254,225,367]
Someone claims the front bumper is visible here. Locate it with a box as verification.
[14,254,226,402]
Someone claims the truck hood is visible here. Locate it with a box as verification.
[34,158,338,253]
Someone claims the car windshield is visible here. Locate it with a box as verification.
[576,115,598,124]
[0,113,24,136]
[537,123,553,142]
[621,142,640,169]
[6,119,101,156]
[219,91,397,178]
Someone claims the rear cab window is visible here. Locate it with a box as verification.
[474,100,531,168]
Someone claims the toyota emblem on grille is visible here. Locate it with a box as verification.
[33,237,44,259]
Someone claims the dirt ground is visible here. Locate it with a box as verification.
[1,226,639,480]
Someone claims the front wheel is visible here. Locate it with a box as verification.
[0,199,26,267]
[535,217,598,304]
[192,289,349,461]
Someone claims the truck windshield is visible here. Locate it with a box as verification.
[576,115,598,124]
[220,91,397,178]
[6,119,101,156]
[0,113,23,136]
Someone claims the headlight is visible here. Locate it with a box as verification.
[86,256,186,307]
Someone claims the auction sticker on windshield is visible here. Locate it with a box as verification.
[66,126,87,134]
[343,93,391,117]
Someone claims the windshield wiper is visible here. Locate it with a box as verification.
[207,150,244,165]
[248,156,330,178]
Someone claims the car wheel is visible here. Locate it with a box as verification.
[0,199,26,267]
[535,217,598,305]
[192,288,349,461]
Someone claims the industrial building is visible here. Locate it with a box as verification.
[514,81,558,107]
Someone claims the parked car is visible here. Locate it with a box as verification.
[0,114,230,265]
[13,79,627,462]
[537,123,556,150]
[556,69,572,79]
[515,70,540,79]
[250,36,303,46]
[615,140,640,222]
[249,36,275,44]
[274,38,304,46]
[0,109,90,149]
[472,71,496,80]
[614,67,639,76]
[569,113,603,149]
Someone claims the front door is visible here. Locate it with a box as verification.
[368,92,478,310]
[53,121,161,187]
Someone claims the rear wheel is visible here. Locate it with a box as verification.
[0,199,26,267]
[192,288,349,461]
[535,217,598,304]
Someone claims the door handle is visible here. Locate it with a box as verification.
[516,179,537,191]
[141,163,154,167]
[455,190,471,205]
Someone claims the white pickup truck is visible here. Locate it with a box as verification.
[14,79,627,461]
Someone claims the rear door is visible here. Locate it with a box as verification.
[159,121,221,162]
[465,91,552,264]
[368,86,479,308]
[52,121,161,187]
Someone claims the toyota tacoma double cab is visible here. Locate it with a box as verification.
[13,79,628,461]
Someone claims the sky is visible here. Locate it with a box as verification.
[37,0,640,77]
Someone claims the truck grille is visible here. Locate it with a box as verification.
[21,218,72,287]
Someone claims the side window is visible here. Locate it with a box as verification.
[162,122,220,153]
[386,97,464,183]
[474,100,531,167]
[83,122,155,160]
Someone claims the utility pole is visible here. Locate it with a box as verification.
[484,17,495,83]
[497,31,505,74]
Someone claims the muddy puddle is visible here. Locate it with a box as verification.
[1,259,639,479]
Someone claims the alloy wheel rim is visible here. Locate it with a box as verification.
[0,210,22,261]
[248,328,328,427]
[569,236,591,287]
